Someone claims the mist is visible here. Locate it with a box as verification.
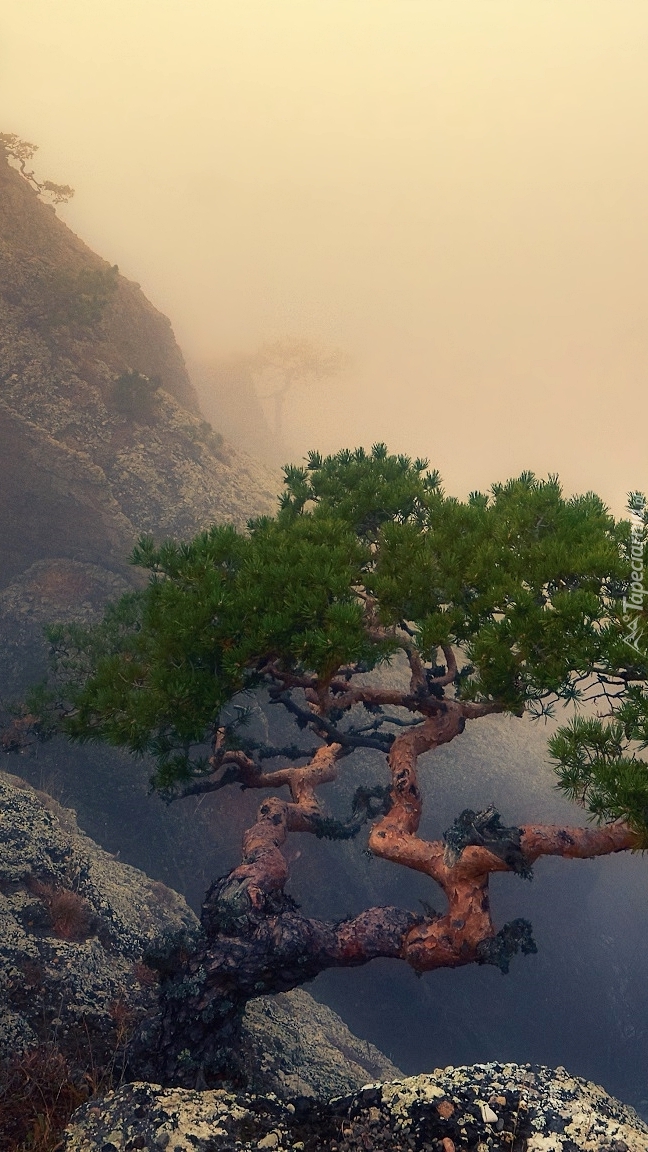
[2,1,647,509]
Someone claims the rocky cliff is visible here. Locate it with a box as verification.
[3,140,648,1131]
[0,151,197,413]
[0,148,278,590]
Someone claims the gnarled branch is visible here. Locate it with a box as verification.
[368,701,640,972]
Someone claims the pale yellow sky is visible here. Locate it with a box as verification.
[1,1,647,510]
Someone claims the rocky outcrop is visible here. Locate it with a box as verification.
[0,771,401,1102]
[0,149,278,590]
[240,990,401,1100]
[0,770,199,1067]
[62,1064,648,1151]
[0,348,277,579]
[0,153,198,414]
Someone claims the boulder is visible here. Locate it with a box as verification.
[240,989,401,1100]
[62,1063,648,1151]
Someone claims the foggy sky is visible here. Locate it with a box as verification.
[2,1,647,512]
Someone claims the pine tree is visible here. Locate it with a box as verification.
[34,446,648,1086]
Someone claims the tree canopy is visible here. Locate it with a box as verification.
[45,444,647,831]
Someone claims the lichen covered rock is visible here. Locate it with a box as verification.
[62,1063,648,1150]
[240,989,402,1100]
[0,770,200,1064]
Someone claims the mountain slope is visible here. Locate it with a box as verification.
[0,151,197,413]
[0,147,278,589]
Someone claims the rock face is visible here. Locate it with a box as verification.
[240,990,401,1100]
[0,149,277,590]
[0,156,198,415]
[0,770,401,1102]
[62,1064,648,1151]
[0,770,199,1068]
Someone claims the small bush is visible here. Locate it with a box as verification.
[0,1045,86,1152]
[27,879,95,942]
[113,370,161,422]
[182,419,227,462]
[197,420,225,454]
[22,265,118,332]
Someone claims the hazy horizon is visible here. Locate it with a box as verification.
[2,1,647,512]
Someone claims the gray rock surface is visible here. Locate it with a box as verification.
[0,770,402,1101]
[240,989,401,1099]
[0,769,199,1064]
[62,1063,648,1150]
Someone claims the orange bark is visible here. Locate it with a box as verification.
[221,742,342,912]
[208,683,639,977]
[368,702,641,972]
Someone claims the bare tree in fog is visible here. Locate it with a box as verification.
[0,133,74,205]
[251,337,349,440]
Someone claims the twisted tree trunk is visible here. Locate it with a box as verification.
[142,704,639,1088]
[146,744,421,1086]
